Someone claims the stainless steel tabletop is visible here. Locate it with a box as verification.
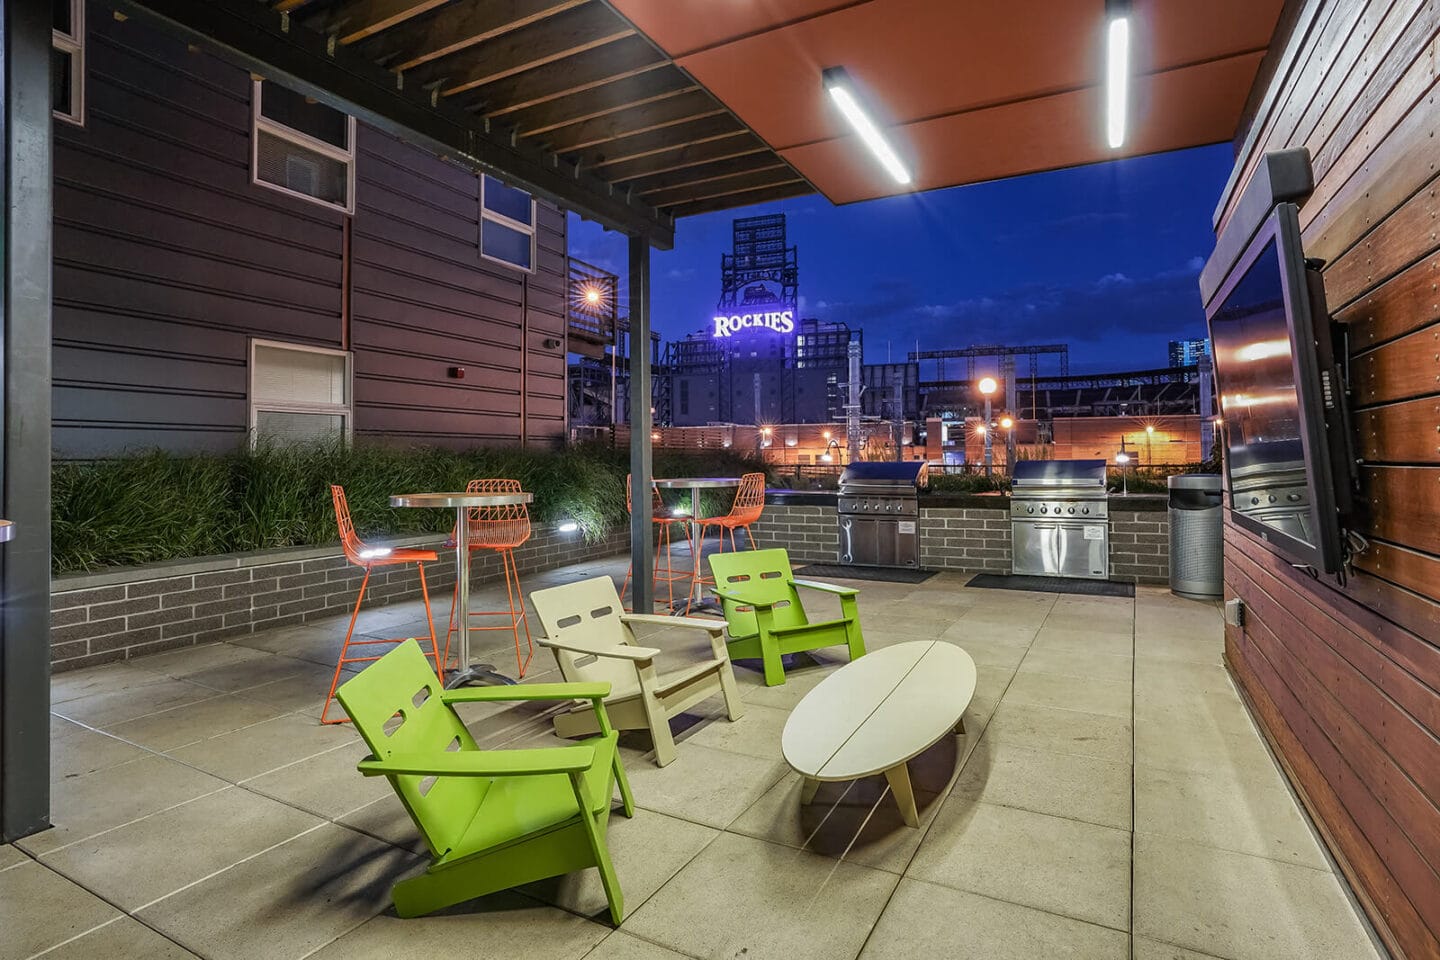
[652,477,742,489]
[389,492,532,508]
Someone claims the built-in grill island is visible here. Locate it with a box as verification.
[1009,459,1111,580]
[837,461,929,568]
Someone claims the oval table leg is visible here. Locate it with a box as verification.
[883,763,919,828]
[800,777,821,805]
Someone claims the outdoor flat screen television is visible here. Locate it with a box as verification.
[1203,202,1356,573]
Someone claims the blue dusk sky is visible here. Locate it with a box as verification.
[567,143,1234,375]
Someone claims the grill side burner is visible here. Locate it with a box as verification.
[1009,459,1111,580]
[837,461,928,568]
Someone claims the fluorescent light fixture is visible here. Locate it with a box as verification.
[557,521,579,533]
[823,67,911,186]
[1105,1,1130,149]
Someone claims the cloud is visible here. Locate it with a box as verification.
[665,267,697,281]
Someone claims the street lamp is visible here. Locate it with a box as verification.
[977,376,998,476]
[1115,450,1131,496]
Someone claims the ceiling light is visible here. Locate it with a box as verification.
[1105,0,1130,149]
[823,67,911,186]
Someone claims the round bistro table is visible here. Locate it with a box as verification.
[390,491,532,687]
[652,476,742,614]
[781,640,977,826]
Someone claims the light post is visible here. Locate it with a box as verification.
[999,415,1015,469]
[1145,423,1155,467]
[977,376,997,476]
[1115,449,1130,496]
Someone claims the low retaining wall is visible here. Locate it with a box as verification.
[50,524,628,672]
[753,493,1170,584]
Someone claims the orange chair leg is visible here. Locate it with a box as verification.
[322,566,371,725]
[416,562,442,684]
[502,549,534,677]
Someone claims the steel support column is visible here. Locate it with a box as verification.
[627,237,654,613]
[0,0,54,843]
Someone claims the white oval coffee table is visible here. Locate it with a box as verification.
[781,640,976,827]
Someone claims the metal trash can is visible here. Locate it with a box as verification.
[1168,474,1223,600]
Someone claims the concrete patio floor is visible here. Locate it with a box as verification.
[4,553,1384,960]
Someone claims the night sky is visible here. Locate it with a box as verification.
[567,143,1234,375]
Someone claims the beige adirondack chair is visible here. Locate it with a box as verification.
[530,576,745,767]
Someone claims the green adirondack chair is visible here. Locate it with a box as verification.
[707,548,865,686]
[335,639,635,922]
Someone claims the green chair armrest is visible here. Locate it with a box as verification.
[622,613,725,633]
[358,745,596,778]
[536,637,662,661]
[441,681,611,705]
[710,587,776,609]
[792,579,859,596]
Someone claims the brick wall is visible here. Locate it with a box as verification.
[50,524,628,672]
[750,504,838,562]
[1109,510,1170,584]
[754,501,1170,584]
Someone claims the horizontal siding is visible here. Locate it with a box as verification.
[55,1,568,457]
[54,6,343,457]
[350,126,568,448]
[1217,2,1440,958]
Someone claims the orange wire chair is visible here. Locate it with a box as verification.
[444,478,535,677]
[620,474,692,611]
[322,485,442,725]
[691,472,767,609]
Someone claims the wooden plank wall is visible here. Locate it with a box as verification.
[1215,2,1440,958]
[53,2,566,457]
[349,128,568,448]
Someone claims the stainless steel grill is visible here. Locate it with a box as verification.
[1010,459,1110,580]
[837,461,929,568]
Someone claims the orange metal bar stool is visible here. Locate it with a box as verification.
[699,472,767,554]
[621,474,692,611]
[444,478,535,677]
[686,472,766,612]
[322,485,442,725]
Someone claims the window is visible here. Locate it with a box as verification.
[480,175,536,272]
[249,340,352,447]
[52,0,83,125]
[251,80,356,214]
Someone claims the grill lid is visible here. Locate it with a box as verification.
[1011,459,1108,488]
[839,460,928,489]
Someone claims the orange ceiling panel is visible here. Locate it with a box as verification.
[676,0,1100,150]
[606,0,860,58]
[781,52,1264,205]
[606,0,1285,211]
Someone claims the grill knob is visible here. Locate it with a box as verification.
[1251,496,1260,505]
[1027,506,1034,514]
[1082,506,1090,515]
[1068,506,1075,514]
[1039,505,1048,514]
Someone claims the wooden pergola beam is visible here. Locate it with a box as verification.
[644,168,804,208]
[408,2,632,94]
[663,180,813,218]
[625,151,791,195]
[312,0,448,44]
[506,66,695,137]
[464,34,666,116]
[601,133,767,183]
[543,88,725,154]
[350,0,583,70]
[583,112,745,168]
